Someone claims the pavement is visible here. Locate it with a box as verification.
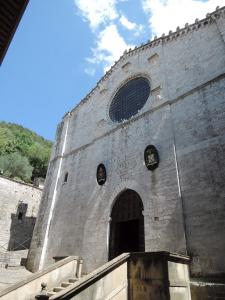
[0,266,31,291]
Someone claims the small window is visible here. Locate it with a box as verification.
[17,202,27,220]
[64,172,68,183]
[18,212,23,220]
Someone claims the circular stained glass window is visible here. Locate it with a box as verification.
[109,77,150,122]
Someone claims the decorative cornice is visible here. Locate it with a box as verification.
[66,6,225,120]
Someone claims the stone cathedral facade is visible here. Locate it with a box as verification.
[28,6,225,284]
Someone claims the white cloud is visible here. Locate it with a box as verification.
[119,15,144,36]
[119,15,137,30]
[74,0,118,30]
[74,0,143,75]
[142,0,222,37]
[87,24,133,73]
[84,67,96,76]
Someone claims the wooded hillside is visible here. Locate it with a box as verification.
[0,122,52,183]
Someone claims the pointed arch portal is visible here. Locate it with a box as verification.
[109,189,145,260]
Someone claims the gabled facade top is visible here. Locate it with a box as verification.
[64,5,225,119]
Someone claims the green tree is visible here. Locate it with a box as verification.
[0,152,33,182]
[0,121,52,182]
[28,142,51,178]
[0,127,17,155]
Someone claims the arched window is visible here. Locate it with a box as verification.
[64,172,68,183]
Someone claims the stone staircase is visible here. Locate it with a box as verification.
[44,252,192,300]
[2,252,224,300]
[0,256,82,300]
[47,276,83,298]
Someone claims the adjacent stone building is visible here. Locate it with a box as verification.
[0,176,42,266]
[28,6,225,285]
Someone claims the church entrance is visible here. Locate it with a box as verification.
[108,189,145,260]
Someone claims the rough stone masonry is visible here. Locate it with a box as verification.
[27,6,225,285]
[0,176,42,261]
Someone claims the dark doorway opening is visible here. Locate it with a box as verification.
[109,189,145,260]
[117,219,140,253]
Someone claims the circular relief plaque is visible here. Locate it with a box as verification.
[96,164,107,185]
[144,145,159,171]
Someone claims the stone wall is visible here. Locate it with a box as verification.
[28,7,225,280]
[0,176,42,264]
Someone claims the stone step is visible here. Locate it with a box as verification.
[47,276,81,297]
[47,291,57,297]
[61,282,72,288]
[68,277,79,283]
[53,286,65,292]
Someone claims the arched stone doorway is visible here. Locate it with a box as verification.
[108,189,145,260]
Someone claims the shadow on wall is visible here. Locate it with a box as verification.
[7,202,36,251]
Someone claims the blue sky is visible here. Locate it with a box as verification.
[0,0,221,140]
